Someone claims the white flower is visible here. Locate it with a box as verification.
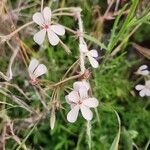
[33,7,65,46]
[66,81,99,123]
[79,43,99,68]
[73,80,90,91]
[136,65,149,76]
[135,80,150,97]
[28,58,47,84]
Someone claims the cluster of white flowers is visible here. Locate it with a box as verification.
[135,65,150,97]
[66,81,99,123]
[64,7,100,123]
[27,6,99,124]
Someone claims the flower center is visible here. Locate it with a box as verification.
[42,23,49,29]
[29,77,38,85]
[78,100,82,105]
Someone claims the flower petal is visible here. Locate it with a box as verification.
[68,91,79,103]
[83,98,99,108]
[80,105,93,121]
[79,43,88,52]
[140,70,149,76]
[65,96,76,108]
[51,25,65,36]
[47,29,60,46]
[139,89,146,97]
[87,55,99,68]
[33,29,46,45]
[135,85,145,91]
[88,50,98,57]
[33,64,47,78]
[79,87,88,100]
[33,12,44,26]
[28,58,39,76]
[139,65,148,71]
[65,95,70,104]
[73,80,90,91]
[67,105,79,123]
[43,7,51,22]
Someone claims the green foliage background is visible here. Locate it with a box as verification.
[0,0,150,150]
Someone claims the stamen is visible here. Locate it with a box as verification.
[78,100,82,105]
[42,23,49,29]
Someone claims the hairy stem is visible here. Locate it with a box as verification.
[0,21,34,42]
[53,74,83,87]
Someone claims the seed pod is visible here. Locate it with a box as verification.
[50,106,56,130]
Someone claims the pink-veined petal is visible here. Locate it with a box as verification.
[51,24,65,36]
[65,95,70,104]
[73,81,81,91]
[87,55,99,68]
[80,105,93,121]
[139,65,148,71]
[135,85,145,91]
[83,98,99,108]
[68,91,79,103]
[70,104,76,109]
[79,87,88,100]
[33,29,46,45]
[67,105,79,123]
[28,58,39,76]
[141,70,149,76]
[33,12,44,26]
[47,29,60,46]
[88,50,98,57]
[139,89,146,97]
[43,7,51,22]
[33,64,47,78]
[137,65,149,76]
[79,43,88,52]
[65,95,76,109]
[73,80,90,91]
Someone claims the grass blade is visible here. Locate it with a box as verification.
[109,110,121,150]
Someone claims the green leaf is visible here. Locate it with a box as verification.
[121,128,134,150]
[16,122,38,150]
[109,0,139,51]
[109,110,121,150]
[83,34,107,50]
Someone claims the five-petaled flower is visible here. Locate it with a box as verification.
[28,58,47,85]
[136,65,149,76]
[66,81,99,123]
[79,43,99,68]
[135,80,150,97]
[33,7,65,46]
